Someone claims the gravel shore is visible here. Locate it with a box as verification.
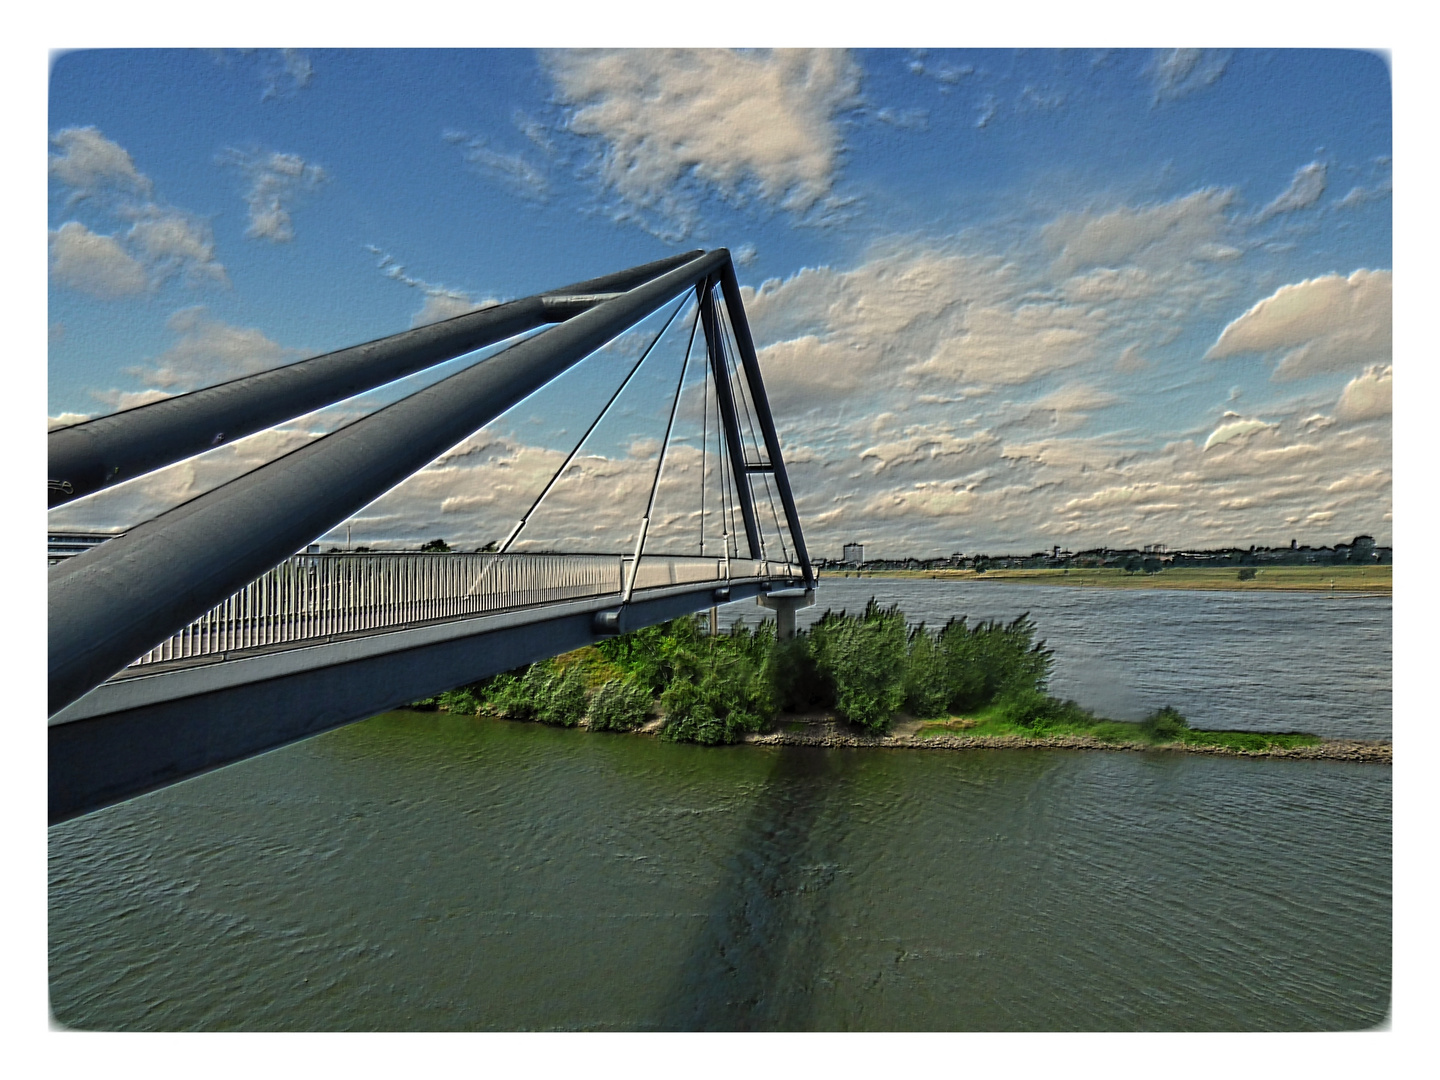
[744,715,1391,763]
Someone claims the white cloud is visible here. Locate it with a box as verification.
[124,208,228,286]
[1044,188,1235,274]
[411,292,488,328]
[364,244,499,327]
[1255,162,1327,221]
[49,128,227,293]
[1203,414,1272,451]
[743,248,1107,412]
[545,49,861,236]
[260,49,313,100]
[443,131,548,201]
[125,307,303,391]
[221,148,327,242]
[48,222,148,298]
[49,127,152,200]
[1205,269,1391,379]
[1336,364,1392,422]
[1146,49,1230,103]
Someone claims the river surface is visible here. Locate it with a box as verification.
[49,583,1391,1030]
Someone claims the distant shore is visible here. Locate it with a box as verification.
[822,565,1391,595]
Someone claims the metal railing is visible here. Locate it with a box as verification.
[126,551,800,671]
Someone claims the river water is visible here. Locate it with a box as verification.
[49,583,1391,1030]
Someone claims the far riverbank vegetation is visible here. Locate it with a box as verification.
[410,603,1323,752]
[824,565,1390,593]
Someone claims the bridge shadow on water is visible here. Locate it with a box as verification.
[656,744,849,1031]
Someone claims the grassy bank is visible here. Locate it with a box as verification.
[913,702,1322,753]
[825,565,1391,594]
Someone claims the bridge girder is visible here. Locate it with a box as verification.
[49,578,772,824]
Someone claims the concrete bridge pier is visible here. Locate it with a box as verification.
[758,588,815,639]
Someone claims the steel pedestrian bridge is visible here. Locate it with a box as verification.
[49,249,815,824]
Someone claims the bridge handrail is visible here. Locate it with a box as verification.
[126,552,797,671]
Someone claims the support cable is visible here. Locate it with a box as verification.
[623,300,702,604]
[465,296,690,597]
[490,296,689,558]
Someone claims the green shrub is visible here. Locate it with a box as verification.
[436,686,481,715]
[1140,705,1190,740]
[937,614,1053,713]
[585,675,653,732]
[659,666,772,745]
[903,627,952,719]
[481,670,539,719]
[809,600,908,731]
[1237,567,1257,581]
[994,688,1055,729]
[533,662,589,727]
[768,632,832,713]
[992,690,1098,731]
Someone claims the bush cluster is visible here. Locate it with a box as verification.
[1139,704,1191,740]
[418,600,1065,742]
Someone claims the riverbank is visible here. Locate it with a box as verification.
[825,565,1391,594]
[741,711,1391,762]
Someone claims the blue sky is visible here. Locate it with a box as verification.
[48,48,1392,556]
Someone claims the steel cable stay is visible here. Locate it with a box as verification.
[622,295,703,604]
[464,294,692,596]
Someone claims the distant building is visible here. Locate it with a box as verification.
[842,542,864,566]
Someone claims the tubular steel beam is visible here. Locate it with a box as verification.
[47,251,703,507]
[716,262,816,588]
[49,578,770,824]
[697,279,764,561]
[49,249,728,716]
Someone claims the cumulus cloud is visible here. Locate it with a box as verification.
[1336,364,1392,422]
[1044,188,1236,274]
[411,292,489,328]
[48,222,147,298]
[743,248,1109,413]
[220,148,327,242]
[1205,269,1391,379]
[125,307,304,392]
[1255,161,1327,221]
[545,48,861,236]
[1146,49,1230,103]
[1203,414,1272,451]
[49,127,227,293]
[123,208,228,286]
[49,126,153,200]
